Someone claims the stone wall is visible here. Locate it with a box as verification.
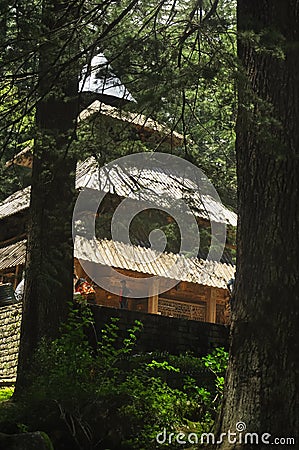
[91,306,229,355]
[0,304,229,386]
[0,303,22,385]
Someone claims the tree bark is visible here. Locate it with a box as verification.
[216,1,299,448]
[15,0,80,392]
[0,0,9,48]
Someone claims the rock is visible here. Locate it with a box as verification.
[0,431,53,450]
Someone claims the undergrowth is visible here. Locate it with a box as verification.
[0,387,14,402]
[0,302,228,449]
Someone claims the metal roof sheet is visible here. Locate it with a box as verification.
[79,54,135,102]
[0,238,234,289]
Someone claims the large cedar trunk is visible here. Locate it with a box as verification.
[216,1,299,448]
[15,1,80,392]
[0,1,8,47]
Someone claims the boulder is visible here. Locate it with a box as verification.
[0,431,53,450]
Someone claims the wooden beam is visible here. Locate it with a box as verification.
[14,265,20,289]
[0,233,27,248]
[148,279,159,314]
[207,287,217,323]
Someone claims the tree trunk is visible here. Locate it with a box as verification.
[15,0,80,392]
[0,0,9,48]
[216,1,299,448]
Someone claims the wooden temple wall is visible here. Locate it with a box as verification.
[75,261,230,325]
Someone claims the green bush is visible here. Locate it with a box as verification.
[0,303,228,449]
[0,387,14,402]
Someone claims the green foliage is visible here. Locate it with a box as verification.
[0,304,228,449]
[0,0,238,211]
[202,347,228,373]
[0,83,34,201]
[104,0,238,209]
[0,387,14,402]
[202,347,228,394]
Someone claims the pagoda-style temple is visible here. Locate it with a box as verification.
[0,55,236,325]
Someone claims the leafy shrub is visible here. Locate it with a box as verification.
[0,387,14,402]
[0,303,228,449]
